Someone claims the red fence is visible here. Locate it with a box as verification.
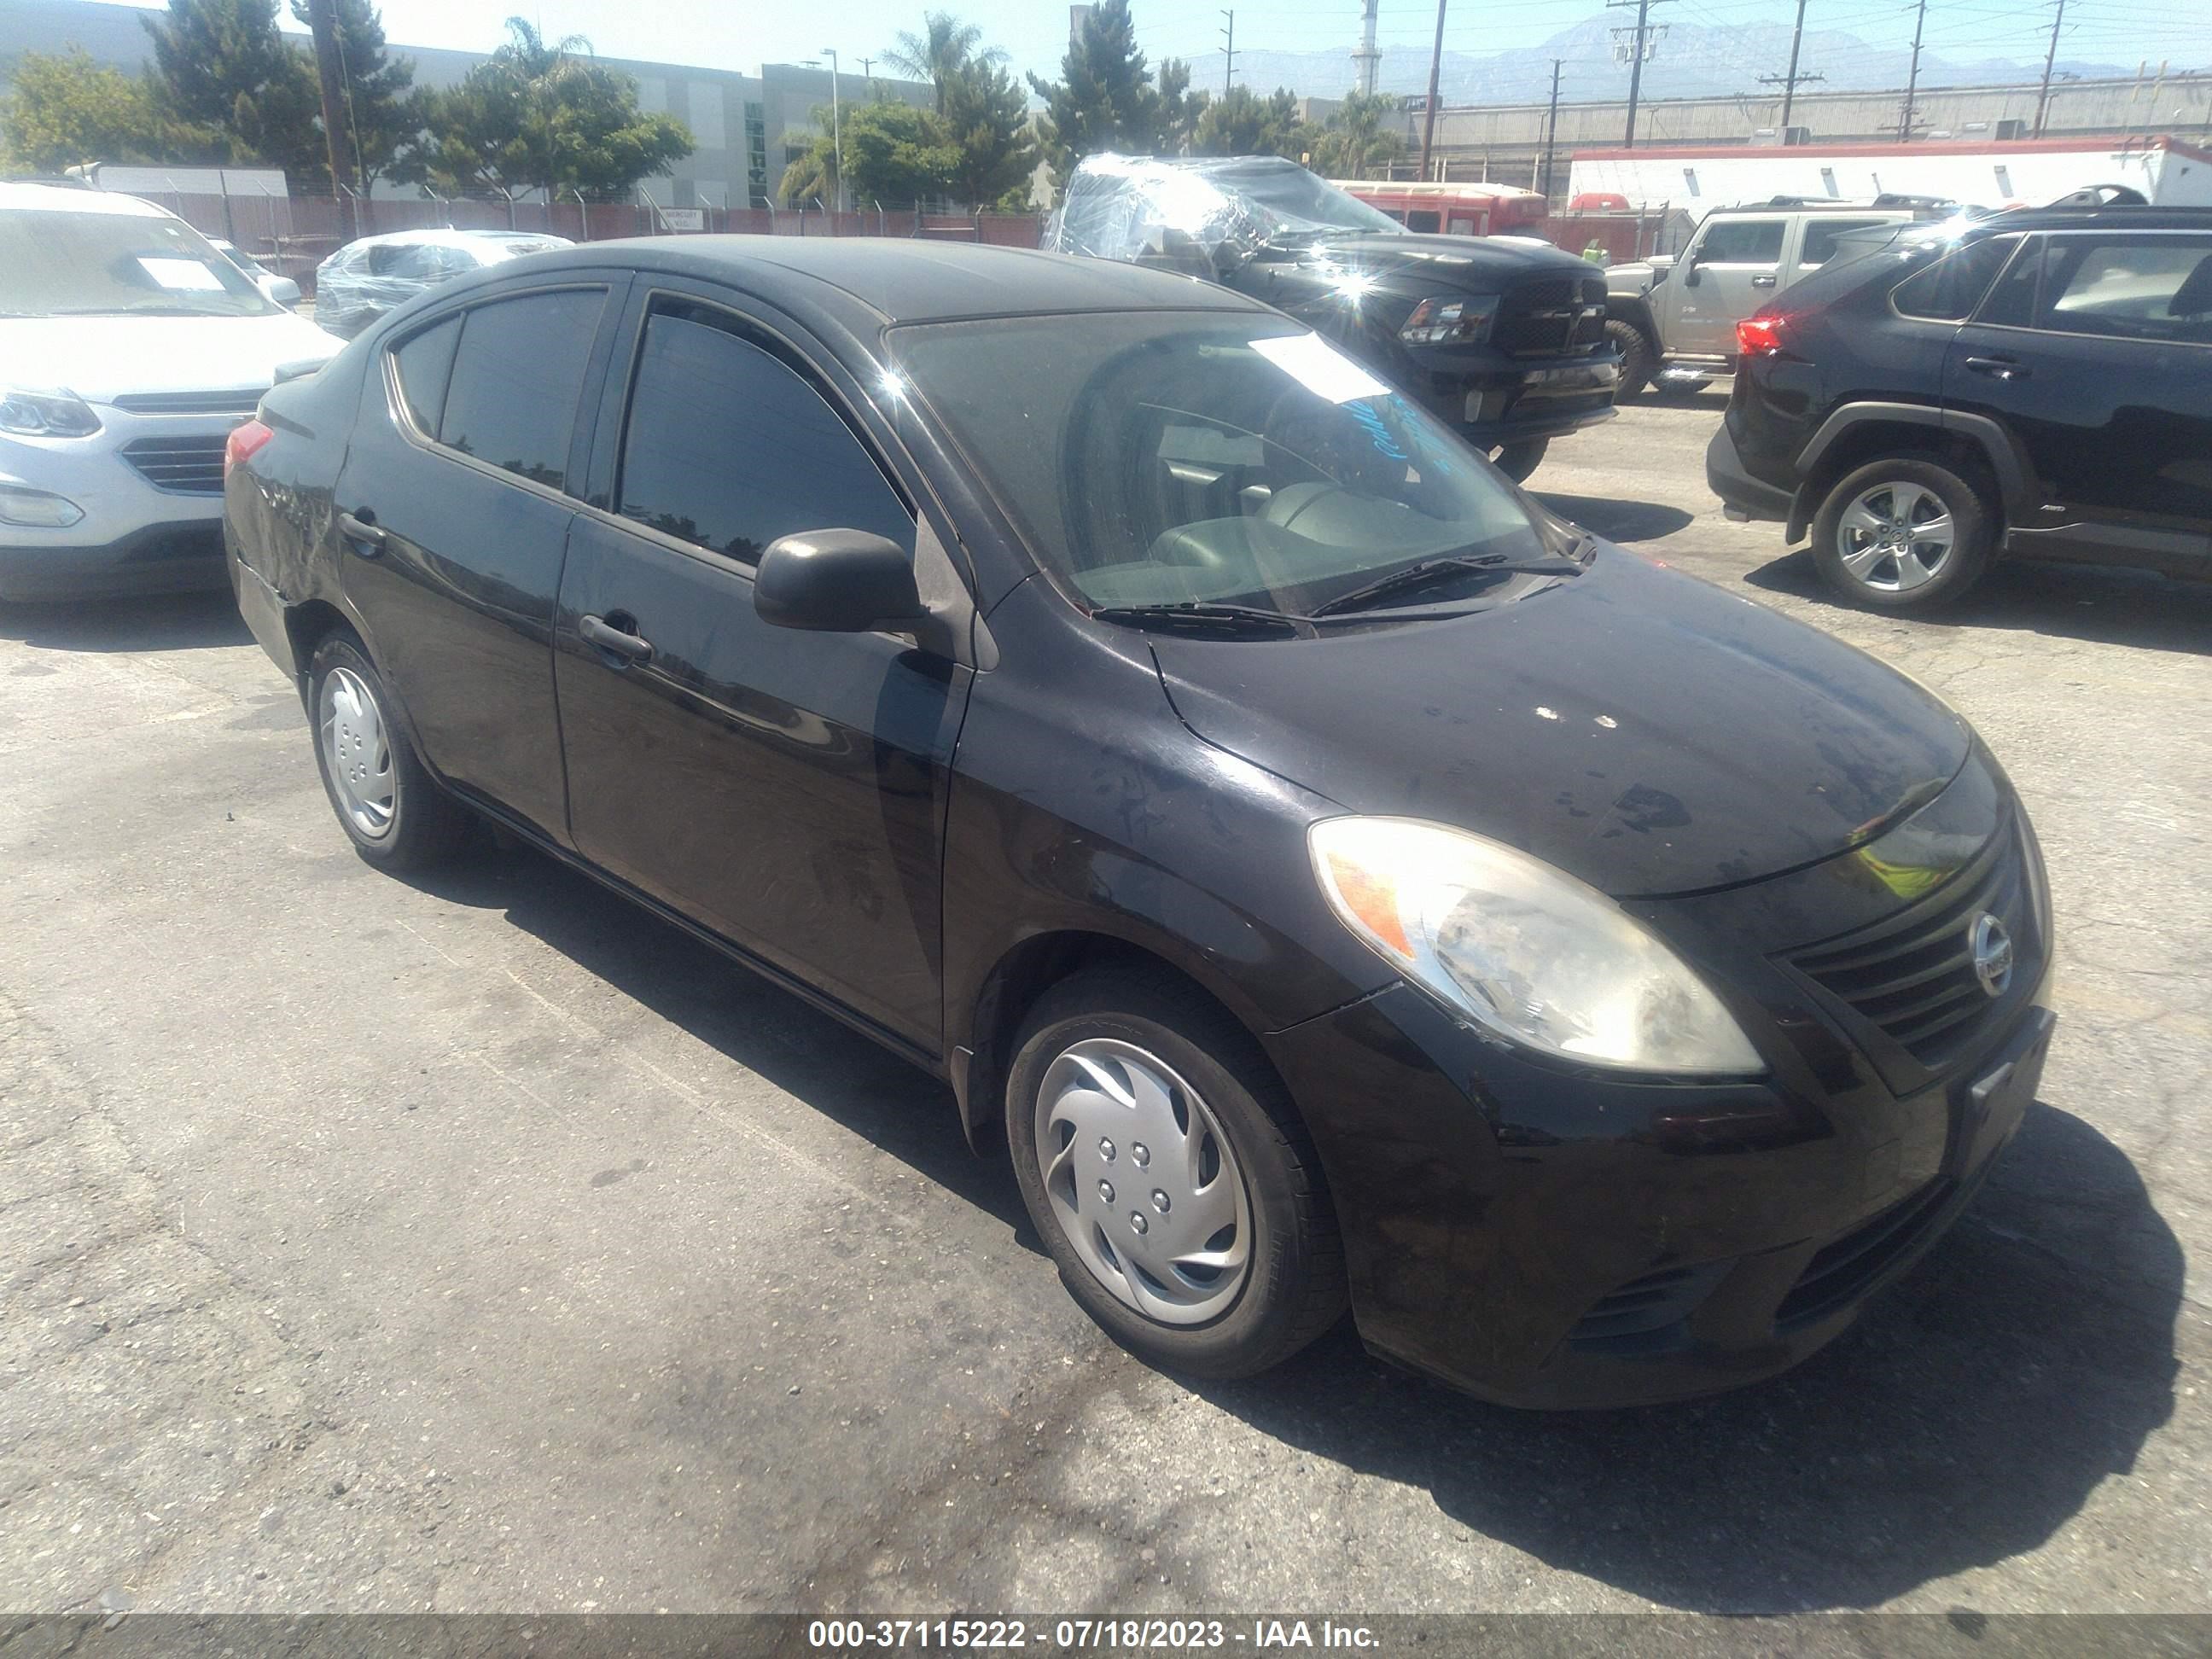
[134,189,1045,294]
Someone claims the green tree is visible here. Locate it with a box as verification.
[1191,85,1305,159]
[882,12,998,115]
[0,49,176,172]
[776,119,838,207]
[1027,0,1205,192]
[399,18,691,200]
[940,57,1036,208]
[288,0,423,194]
[839,99,960,206]
[142,0,323,178]
[1308,90,1406,179]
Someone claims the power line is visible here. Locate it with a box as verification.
[1757,0,1825,127]
[1606,0,1674,147]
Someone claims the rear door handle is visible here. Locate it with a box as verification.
[579,612,654,666]
[1750,273,1778,288]
[1965,355,2029,381]
[336,510,385,555]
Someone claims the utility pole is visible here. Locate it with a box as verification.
[1898,0,1928,141]
[302,0,355,236]
[1758,0,1824,132]
[1353,0,1380,96]
[1540,58,1564,200]
[1417,0,1447,182]
[1220,10,1237,96]
[2032,0,2067,136]
[1607,0,1673,149]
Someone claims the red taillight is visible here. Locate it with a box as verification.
[224,418,274,480]
[1736,316,1786,357]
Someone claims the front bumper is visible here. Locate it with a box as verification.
[1437,357,1621,447]
[1264,785,2055,1410]
[0,521,227,602]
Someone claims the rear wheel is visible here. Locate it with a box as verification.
[1604,318,1656,400]
[1488,439,1549,484]
[1005,967,1347,1380]
[307,632,470,870]
[1811,456,1996,612]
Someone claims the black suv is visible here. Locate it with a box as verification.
[1708,206,2212,609]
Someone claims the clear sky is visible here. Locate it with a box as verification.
[80,0,2212,90]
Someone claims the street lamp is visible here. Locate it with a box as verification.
[824,48,844,215]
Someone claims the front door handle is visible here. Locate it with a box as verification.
[1965,355,2029,381]
[336,510,385,555]
[1750,273,1778,288]
[579,612,654,666]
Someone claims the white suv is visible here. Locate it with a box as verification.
[0,183,341,602]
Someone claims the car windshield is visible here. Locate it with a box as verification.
[0,207,278,318]
[893,312,1563,618]
[1217,162,1404,238]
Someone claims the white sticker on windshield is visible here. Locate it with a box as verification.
[1249,332,1391,404]
[137,257,226,292]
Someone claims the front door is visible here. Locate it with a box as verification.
[1945,230,2212,571]
[1673,214,1786,358]
[333,282,616,841]
[552,291,969,1051]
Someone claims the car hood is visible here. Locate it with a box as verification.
[1282,233,1600,294]
[0,311,341,405]
[1148,548,1971,899]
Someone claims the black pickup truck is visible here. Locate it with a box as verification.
[1047,154,1620,481]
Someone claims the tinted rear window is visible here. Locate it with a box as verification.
[391,314,460,434]
[438,288,605,492]
[1893,235,2018,322]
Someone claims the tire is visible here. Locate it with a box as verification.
[1811,455,1997,612]
[1604,317,1656,400]
[306,632,470,870]
[1005,966,1348,1380]
[1489,439,1550,484]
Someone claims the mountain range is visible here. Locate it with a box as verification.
[1220,16,2128,106]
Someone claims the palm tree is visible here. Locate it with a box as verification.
[882,12,1002,114]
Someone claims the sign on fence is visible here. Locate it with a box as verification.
[659,208,706,231]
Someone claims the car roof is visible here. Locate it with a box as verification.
[0,182,173,218]
[515,235,1266,325]
[1972,204,2212,232]
[338,226,573,250]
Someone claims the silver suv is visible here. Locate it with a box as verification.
[1604,198,1947,396]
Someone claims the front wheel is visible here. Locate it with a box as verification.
[1005,967,1347,1380]
[307,632,471,870]
[1488,439,1550,484]
[1811,456,1996,611]
[1604,318,1656,400]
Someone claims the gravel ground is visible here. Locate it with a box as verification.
[1,393,2205,1624]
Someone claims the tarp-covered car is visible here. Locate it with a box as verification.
[312,229,573,339]
[1045,155,1619,480]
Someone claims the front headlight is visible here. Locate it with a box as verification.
[0,387,102,438]
[1309,818,1764,1075]
[1399,294,1500,346]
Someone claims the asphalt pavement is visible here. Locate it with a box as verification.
[3,393,2206,1622]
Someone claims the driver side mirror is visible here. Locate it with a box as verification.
[1680,248,1702,288]
[754,529,930,636]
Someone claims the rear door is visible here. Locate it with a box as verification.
[333,278,623,842]
[1673,214,1786,358]
[551,282,972,1051]
[1945,230,2212,572]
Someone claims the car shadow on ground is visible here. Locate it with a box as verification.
[1190,1098,2182,1612]
[403,841,2177,1616]
[399,838,1035,1242]
[1744,547,2212,656]
[1531,492,1696,545]
[0,589,249,654]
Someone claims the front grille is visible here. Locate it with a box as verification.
[1494,274,1609,356]
[111,389,264,416]
[121,434,229,495]
[1774,1178,1955,1332]
[1567,1260,1732,1354]
[1789,823,2033,1071]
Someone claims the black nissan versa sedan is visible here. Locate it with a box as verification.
[224,237,2054,1408]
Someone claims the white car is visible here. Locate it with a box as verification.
[209,237,304,308]
[0,183,341,602]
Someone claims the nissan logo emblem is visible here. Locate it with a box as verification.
[1970,912,2015,999]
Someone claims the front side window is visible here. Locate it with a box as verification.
[894,314,1557,614]
[2037,236,2212,343]
[0,207,276,319]
[1892,233,2019,322]
[615,304,912,565]
[1694,219,1785,265]
[435,288,606,492]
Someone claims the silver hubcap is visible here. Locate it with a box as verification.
[1033,1039,1253,1326]
[1836,480,1955,592]
[318,666,395,840]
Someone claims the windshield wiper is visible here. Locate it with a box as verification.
[1307,552,1585,619]
[1090,602,1305,638]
